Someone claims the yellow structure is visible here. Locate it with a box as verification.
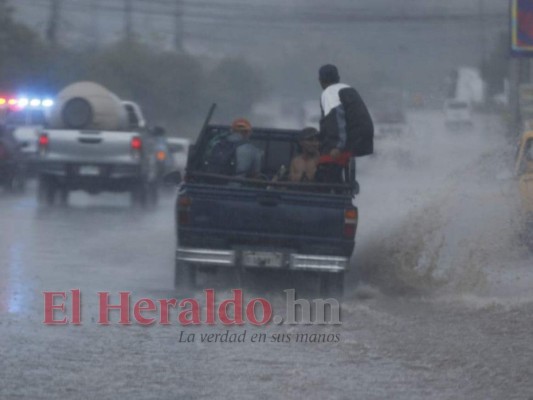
[516,131,533,216]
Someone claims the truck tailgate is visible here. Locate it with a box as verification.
[180,184,355,255]
[42,129,138,164]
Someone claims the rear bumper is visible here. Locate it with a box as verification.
[176,247,348,273]
[39,162,142,178]
[39,162,144,191]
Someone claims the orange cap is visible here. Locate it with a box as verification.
[231,118,252,133]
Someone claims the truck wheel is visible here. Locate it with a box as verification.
[319,272,345,300]
[175,259,197,289]
[38,175,56,206]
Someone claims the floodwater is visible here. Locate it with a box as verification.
[1,110,532,399]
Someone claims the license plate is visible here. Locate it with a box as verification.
[242,251,284,268]
[79,165,100,176]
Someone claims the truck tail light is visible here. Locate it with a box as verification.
[156,150,166,161]
[178,195,192,225]
[130,136,142,159]
[131,136,142,150]
[343,207,358,238]
[38,133,49,154]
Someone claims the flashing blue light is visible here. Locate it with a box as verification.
[3,95,55,109]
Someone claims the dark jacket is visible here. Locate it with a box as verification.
[319,83,374,157]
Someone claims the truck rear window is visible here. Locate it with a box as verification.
[188,126,356,195]
[250,137,297,176]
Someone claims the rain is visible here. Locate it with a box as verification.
[1,0,533,399]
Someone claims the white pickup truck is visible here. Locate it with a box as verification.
[37,82,159,207]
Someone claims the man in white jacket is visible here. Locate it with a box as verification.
[316,64,374,183]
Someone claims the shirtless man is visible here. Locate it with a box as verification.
[289,127,320,182]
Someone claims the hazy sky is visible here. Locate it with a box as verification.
[9,0,510,100]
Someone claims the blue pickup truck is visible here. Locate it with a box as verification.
[168,123,360,297]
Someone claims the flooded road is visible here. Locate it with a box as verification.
[1,111,533,399]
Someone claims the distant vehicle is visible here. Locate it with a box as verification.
[167,137,190,173]
[149,126,174,184]
[1,97,54,175]
[167,111,360,297]
[444,99,473,129]
[372,89,407,135]
[12,125,40,158]
[447,67,485,105]
[0,125,26,192]
[516,130,533,248]
[36,81,159,207]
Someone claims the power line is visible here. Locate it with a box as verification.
[124,0,133,40]
[12,0,509,51]
[15,0,507,24]
[174,0,184,52]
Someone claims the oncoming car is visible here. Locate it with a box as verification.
[444,99,473,129]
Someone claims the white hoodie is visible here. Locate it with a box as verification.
[320,83,350,116]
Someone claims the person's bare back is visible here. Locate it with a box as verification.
[289,154,318,182]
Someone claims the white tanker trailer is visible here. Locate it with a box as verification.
[46,81,146,131]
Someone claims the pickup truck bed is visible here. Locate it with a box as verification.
[178,183,354,256]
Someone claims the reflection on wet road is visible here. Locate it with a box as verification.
[1,112,533,399]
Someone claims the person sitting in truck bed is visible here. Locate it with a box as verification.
[289,127,320,182]
[204,118,263,179]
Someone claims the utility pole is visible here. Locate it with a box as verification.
[124,0,133,41]
[46,0,62,46]
[478,0,486,65]
[90,0,101,48]
[174,0,184,52]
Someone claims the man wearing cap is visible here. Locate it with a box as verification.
[316,64,374,183]
[289,127,320,182]
[225,118,263,178]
